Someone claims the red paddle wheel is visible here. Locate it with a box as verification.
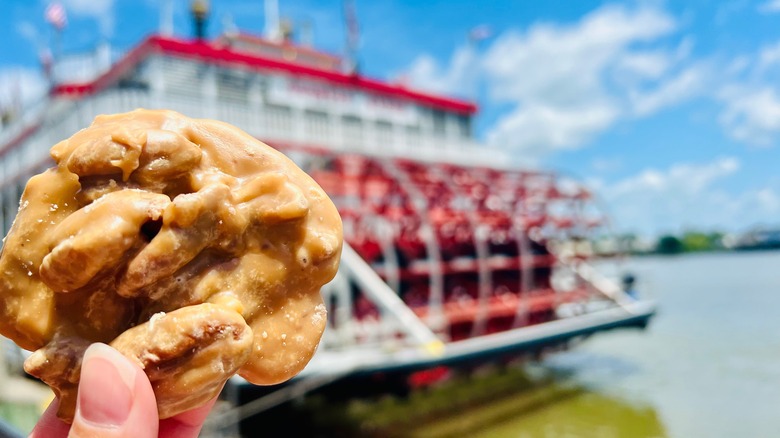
[288,148,610,343]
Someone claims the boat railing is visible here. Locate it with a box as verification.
[0,87,510,198]
[540,234,652,314]
[48,44,129,86]
[0,95,53,151]
[0,45,128,147]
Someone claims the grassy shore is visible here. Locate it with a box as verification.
[0,401,41,436]
[292,365,582,437]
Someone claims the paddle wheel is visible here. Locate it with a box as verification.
[272,148,620,353]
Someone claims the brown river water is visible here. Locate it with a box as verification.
[4,251,779,437]
[463,251,780,438]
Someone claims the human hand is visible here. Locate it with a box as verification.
[30,343,218,438]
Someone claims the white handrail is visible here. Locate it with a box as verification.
[569,260,638,312]
[340,243,445,356]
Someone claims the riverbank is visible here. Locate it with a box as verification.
[238,358,662,438]
[0,401,41,435]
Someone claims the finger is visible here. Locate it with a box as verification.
[29,398,70,438]
[69,343,159,438]
[158,395,219,438]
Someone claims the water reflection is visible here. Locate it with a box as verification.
[409,362,668,438]
[467,387,666,438]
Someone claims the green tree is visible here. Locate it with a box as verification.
[681,232,711,252]
[656,235,683,255]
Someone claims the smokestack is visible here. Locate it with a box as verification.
[191,0,209,40]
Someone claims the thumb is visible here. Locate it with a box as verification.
[69,343,158,438]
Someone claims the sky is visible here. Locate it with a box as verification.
[3,0,780,237]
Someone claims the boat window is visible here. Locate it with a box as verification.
[265,104,293,135]
[164,58,204,98]
[375,120,393,146]
[432,109,446,136]
[405,125,421,147]
[217,68,250,103]
[117,61,149,91]
[456,114,471,138]
[342,115,363,149]
[304,110,330,139]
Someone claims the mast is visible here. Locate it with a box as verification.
[265,0,280,41]
[343,0,359,73]
[159,0,174,36]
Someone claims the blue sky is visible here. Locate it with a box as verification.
[3,0,780,237]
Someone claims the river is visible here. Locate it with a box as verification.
[470,251,780,437]
[4,252,778,437]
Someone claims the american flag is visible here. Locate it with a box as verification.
[45,2,67,31]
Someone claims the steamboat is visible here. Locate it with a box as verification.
[0,1,655,434]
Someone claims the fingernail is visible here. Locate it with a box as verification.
[77,343,136,427]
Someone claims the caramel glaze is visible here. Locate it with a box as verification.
[0,109,342,422]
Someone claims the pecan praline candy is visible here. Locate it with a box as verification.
[0,109,342,422]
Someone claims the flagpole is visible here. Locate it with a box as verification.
[54,27,62,63]
[160,0,174,36]
[45,1,67,88]
[343,0,359,74]
[467,25,491,104]
[47,22,62,90]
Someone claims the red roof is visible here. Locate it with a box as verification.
[53,34,478,115]
[218,32,343,69]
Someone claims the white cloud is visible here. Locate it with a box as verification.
[402,4,780,152]
[594,157,746,233]
[615,51,673,81]
[757,41,780,71]
[481,4,694,157]
[486,101,619,156]
[398,4,704,161]
[702,187,780,230]
[726,56,751,76]
[718,86,780,145]
[482,4,676,104]
[608,157,739,197]
[629,65,706,116]
[758,0,780,14]
[712,36,780,145]
[754,187,780,212]
[402,46,478,99]
[63,0,115,37]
